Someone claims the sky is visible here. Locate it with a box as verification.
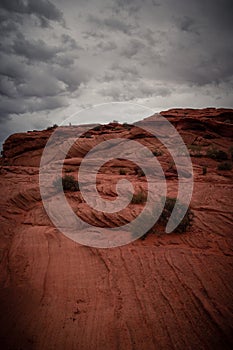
[0,0,233,145]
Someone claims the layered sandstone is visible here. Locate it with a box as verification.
[0,109,233,350]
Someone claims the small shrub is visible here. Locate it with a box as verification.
[189,145,201,151]
[206,148,228,161]
[65,168,73,173]
[137,169,145,177]
[202,166,207,175]
[159,197,193,233]
[217,161,233,171]
[46,124,58,130]
[84,132,92,138]
[53,175,79,192]
[134,166,145,177]
[139,197,193,240]
[188,144,202,157]
[152,149,162,157]
[168,161,175,171]
[123,122,132,130]
[119,168,126,175]
[93,125,101,132]
[131,191,147,204]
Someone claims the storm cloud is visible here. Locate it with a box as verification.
[0,0,63,24]
[0,0,233,145]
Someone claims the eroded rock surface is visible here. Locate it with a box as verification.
[0,109,233,349]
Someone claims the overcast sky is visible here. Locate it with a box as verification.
[0,0,233,145]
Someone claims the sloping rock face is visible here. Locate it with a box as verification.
[0,109,233,350]
[160,108,233,138]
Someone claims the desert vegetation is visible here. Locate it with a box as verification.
[202,166,207,175]
[217,161,233,170]
[119,168,127,175]
[188,144,203,157]
[1,108,233,350]
[141,197,193,240]
[140,197,193,240]
[64,168,73,173]
[84,132,92,138]
[206,147,228,161]
[152,148,163,156]
[53,175,79,192]
[131,191,147,204]
[122,122,133,130]
[159,197,193,233]
[134,166,145,177]
[93,125,102,132]
[46,124,58,130]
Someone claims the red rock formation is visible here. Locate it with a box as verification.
[0,109,233,349]
[160,108,233,137]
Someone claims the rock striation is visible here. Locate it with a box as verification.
[0,109,233,349]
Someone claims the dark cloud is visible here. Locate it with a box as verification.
[95,41,117,52]
[121,38,145,58]
[0,0,233,146]
[0,76,18,97]
[0,95,68,118]
[112,64,139,75]
[0,0,87,127]
[0,49,87,116]
[101,63,141,82]
[82,30,107,40]
[143,28,159,46]
[151,0,161,6]
[0,0,63,23]
[200,0,233,30]
[88,14,135,34]
[0,12,19,33]
[9,33,79,62]
[53,55,75,67]
[176,16,197,33]
[99,80,171,101]
[51,65,89,92]
[0,54,27,82]
[111,0,141,14]
[61,34,77,49]
[12,33,60,61]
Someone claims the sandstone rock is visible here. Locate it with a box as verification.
[0,109,233,349]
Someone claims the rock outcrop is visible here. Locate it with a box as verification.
[0,109,233,350]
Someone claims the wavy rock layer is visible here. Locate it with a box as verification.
[0,109,233,350]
